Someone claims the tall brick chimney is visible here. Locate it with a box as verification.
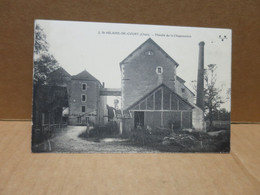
[196,41,205,111]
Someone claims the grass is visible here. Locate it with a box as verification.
[78,123,230,153]
[79,121,120,141]
[126,128,230,153]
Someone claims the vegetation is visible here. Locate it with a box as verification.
[32,24,66,148]
[204,64,226,130]
[79,121,119,140]
[128,127,230,152]
[34,24,59,85]
[191,64,231,130]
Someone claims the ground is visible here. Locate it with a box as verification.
[32,125,229,153]
[47,126,158,153]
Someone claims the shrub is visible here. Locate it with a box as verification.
[80,121,120,139]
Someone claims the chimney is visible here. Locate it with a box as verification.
[196,41,205,111]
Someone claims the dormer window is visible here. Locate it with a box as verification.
[82,83,87,90]
[156,66,163,74]
[145,50,154,56]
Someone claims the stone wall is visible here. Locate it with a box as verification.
[68,79,99,125]
[121,40,177,109]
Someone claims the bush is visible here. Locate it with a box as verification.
[130,127,169,145]
[80,121,119,139]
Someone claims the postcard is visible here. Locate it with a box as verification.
[32,20,231,153]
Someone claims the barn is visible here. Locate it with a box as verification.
[124,83,194,130]
[120,38,204,133]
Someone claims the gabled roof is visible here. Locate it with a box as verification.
[48,67,71,78]
[176,75,195,96]
[183,84,195,96]
[176,76,185,83]
[125,83,194,111]
[72,70,99,81]
[120,38,179,69]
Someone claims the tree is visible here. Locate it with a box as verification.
[33,24,59,85]
[212,108,230,121]
[32,24,60,130]
[204,64,226,130]
[191,64,226,130]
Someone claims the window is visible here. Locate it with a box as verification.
[77,117,82,124]
[156,66,163,74]
[145,50,154,56]
[82,106,85,112]
[81,94,87,102]
[181,88,185,93]
[82,83,87,90]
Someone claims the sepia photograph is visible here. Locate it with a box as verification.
[31,20,232,153]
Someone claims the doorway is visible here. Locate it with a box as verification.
[134,111,144,128]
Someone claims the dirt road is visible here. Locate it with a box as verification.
[50,126,158,153]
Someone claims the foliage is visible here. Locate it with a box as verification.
[34,24,48,54]
[204,64,225,129]
[210,108,231,121]
[129,128,230,152]
[191,64,229,130]
[79,121,119,139]
[33,24,59,85]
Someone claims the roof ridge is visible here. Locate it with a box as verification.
[72,69,98,81]
[49,67,71,77]
[120,38,179,69]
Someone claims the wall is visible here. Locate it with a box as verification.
[175,79,195,104]
[192,105,205,131]
[68,79,99,124]
[144,111,192,130]
[99,96,108,125]
[124,110,193,133]
[121,40,177,109]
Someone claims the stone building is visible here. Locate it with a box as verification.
[120,38,204,133]
[68,70,107,126]
[47,68,108,126]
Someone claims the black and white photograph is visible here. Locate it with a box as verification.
[32,20,231,153]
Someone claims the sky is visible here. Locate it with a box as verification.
[35,20,232,110]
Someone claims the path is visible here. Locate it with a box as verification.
[50,126,158,153]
